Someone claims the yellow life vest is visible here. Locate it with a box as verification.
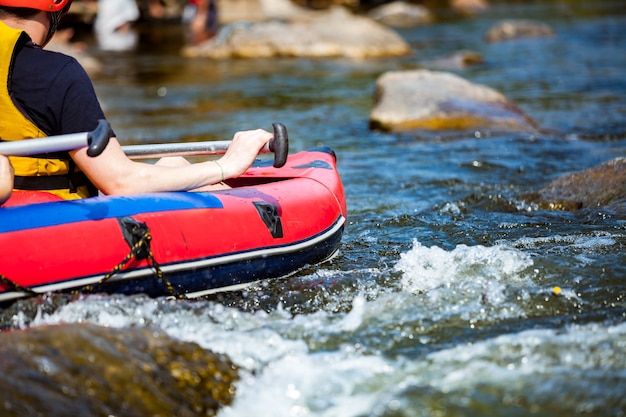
[0,21,93,199]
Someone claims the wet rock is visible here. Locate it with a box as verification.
[367,2,433,28]
[526,157,626,213]
[485,19,555,43]
[0,294,75,329]
[0,323,239,417]
[369,69,538,132]
[422,50,484,70]
[182,6,410,59]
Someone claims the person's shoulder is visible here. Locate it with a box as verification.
[17,45,87,79]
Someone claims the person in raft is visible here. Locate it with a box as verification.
[0,0,274,200]
[0,155,14,204]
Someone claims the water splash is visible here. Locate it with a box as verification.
[24,282,625,417]
[394,239,535,294]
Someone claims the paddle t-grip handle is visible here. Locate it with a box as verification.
[269,122,289,168]
[86,119,112,157]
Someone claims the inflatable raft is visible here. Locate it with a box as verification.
[0,146,346,304]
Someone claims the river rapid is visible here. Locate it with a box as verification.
[2,1,626,416]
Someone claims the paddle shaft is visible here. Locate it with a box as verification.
[0,132,89,156]
[124,122,289,168]
[123,140,236,159]
[0,119,111,157]
[0,121,289,167]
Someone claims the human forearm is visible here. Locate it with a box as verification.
[72,138,222,195]
[71,129,273,195]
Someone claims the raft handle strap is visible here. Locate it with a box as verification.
[90,216,184,299]
[253,202,283,239]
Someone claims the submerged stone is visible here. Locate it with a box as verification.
[422,50,485,70]
[485,19,555,42]
[526,157,626,213]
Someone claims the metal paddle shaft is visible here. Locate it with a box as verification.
[0,119,111,157]
[123,122,290,168]
[122,141,233,159]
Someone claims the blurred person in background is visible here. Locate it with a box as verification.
[94,0,140,51]
[183,0,217,44]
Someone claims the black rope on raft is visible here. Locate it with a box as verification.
[78,229,185,300]
[0,274,39,296]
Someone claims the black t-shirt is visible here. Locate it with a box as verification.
[10,42,109,137]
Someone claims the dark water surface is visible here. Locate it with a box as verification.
[4,1,626,416]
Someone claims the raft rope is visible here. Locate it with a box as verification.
[0,274,38,296]
[78,228,185,300]
[0,219,185,300]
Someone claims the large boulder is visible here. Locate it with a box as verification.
[0,323,239,417]
[369,69,538,132]
[182,6,411,59]
[526,157,626,213]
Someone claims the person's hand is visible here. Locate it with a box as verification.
[218,129,274,179]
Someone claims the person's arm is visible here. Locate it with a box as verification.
[0,155,14,204]
[53,57,275,195]
[70,128,273,195]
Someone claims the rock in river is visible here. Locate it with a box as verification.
[369,69,538,132]
[485,19,555,43]
[182,6,411,59]
[0,323,239,417]
[367,1,434,28]
[526,157,626,213]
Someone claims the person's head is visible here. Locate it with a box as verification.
[0,0,73,45]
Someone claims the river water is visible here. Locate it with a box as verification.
[3,1,626,416]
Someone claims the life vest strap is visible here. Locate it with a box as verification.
[13,172,95,195]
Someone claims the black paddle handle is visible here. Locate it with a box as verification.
[86,119,112,157]
[269,122,289,168]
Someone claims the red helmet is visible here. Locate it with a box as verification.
[0,0,72,12]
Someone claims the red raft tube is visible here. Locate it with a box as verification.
[0,147,347,305]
